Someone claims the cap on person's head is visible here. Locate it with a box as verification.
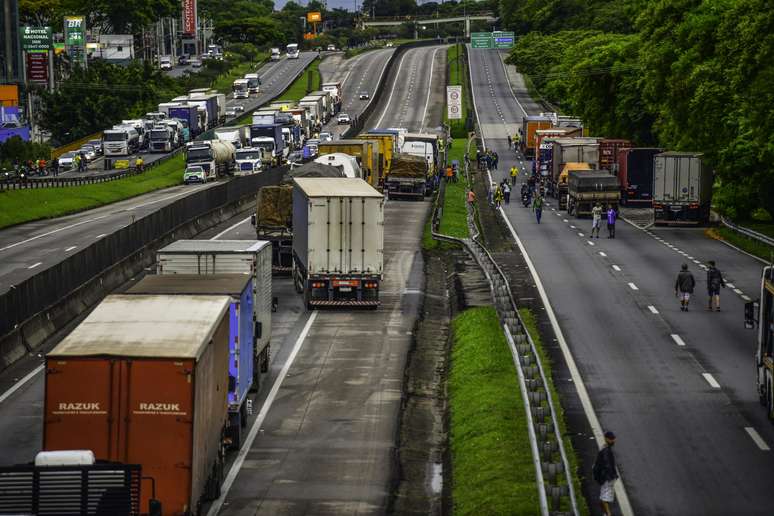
[681,263,688,271]
[604,431,616,440]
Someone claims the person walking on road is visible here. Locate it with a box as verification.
[494,185,504,208]
[507,134,512,148]
[467,189,476,207]
[706,260,726,311]
[510,165,518,186]
[493,151,499,170]
[502,182,511,204]
[675,263,696,311]
[593,431,619,516]
[591,203,603,238]
[532,194,544,223]
[606,204,617,238]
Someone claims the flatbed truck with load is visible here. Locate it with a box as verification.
[652,152,713,225]
[384,153,429,200]
[43,294,232,515]
[292,178,384,309]
[566,169,620,217]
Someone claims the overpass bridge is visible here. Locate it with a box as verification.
[360,13,498,38]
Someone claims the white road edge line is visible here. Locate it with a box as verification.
[65,246,77,252]
[612,265,621,272]
[418,47,440,132]
[670,334,686,347]
[211,216,251,241]
[0,364,44,405]
[745,427,771,451]
[208,310,318,516]
[648,305,659,314]
[628,282,639,291]
[27,262,42,269]
[598,251,607,257]
[702,373,721,389]
[742,294,752,302]
[726,283,735,289]
[733,288,743,295]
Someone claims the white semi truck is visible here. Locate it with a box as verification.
[184,140,235,182]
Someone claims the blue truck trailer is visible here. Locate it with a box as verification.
[169,105,201,138]
[126,273,255,449]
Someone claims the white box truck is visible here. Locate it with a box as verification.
[156,240,274,386]
[292,178,384,309]
[653,152,713,225]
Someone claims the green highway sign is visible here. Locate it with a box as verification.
[20,26,52,52]
[471,31,515,49]
[493,31,515,49]
[64,16,86,64]
[471,32,493,49]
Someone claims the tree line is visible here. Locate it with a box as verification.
[502,0,774,221]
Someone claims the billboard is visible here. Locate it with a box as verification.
[64,16,86,65]
[26,52,49,84]
[307,11,322,23]
[183,0,197,34]
[447,85,462,120]
[20,26,52,53]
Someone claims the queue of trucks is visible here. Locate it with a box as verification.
[525,112,713,224]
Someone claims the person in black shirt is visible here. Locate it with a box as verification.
[593,431,619,516]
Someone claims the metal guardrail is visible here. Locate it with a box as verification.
[430,141,578,516]
[720,216,774,248]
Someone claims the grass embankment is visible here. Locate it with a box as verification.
[709,227,774,262]
[279,58,322,102]
[446,43,470,139]
[423,137,470,250]
[519,308,590,516]
[449,307,541,515]
[0,155,185,229]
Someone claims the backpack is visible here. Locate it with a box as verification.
[592,451,606,485]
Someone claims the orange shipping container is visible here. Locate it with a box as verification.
[0,85,19,107]
[44,294,231,516]
[521,115,553,159]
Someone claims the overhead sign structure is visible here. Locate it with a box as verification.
[493,31,515,49]
[64,16,86,65]
[471,31,515,49]
[447,85,462,120]
[21,26,52,53]
[182,0,197,34]
[471,32,492,49]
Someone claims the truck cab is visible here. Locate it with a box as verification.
[235,147,264,175]
[150,125,173,152]
[270,48,281,61]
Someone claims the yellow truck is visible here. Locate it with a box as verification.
[557,162,592,210]
[357,133,395,184]
[317,139,381,186]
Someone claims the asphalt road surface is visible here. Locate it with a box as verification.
[318,49,394,138]
[469,45,774,515]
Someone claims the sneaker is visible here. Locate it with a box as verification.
[716,308,721,312]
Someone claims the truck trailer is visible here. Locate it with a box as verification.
[566,169,620,217]
[747,267,774,420]
[127,274,256,450]
[43,294,232,516]
[292,178,384,308]
[652,152,713,225]
[617,147,662,205]
[384,153,428,200]
[155,240,273,385]
[185,140,236,180]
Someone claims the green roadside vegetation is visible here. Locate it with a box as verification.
[519,308,590,516]
[445,43,470,139]
[279,59,322,103]
[0,155,185,230]
[709,228,774,263]
[449,306,540,515]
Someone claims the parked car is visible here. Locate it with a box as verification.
[190,57,202,68]
[79,145,97,162]
[88,139,103,155]
[225,107,237,117]
[358,91,370,100]
[233,105,244,113]
[319,132,333,141]
[58,151,78,171]
[337,113,351,125]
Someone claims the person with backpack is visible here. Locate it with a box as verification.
[706,260,726,311]
[675,263,696,311]
[593,431,619,516]
[532,194,544,223]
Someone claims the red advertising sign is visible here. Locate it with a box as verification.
[182,0,197,35]
[26,52,49,84]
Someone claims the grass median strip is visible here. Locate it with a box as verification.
[450,306,540,515]
[279,58,321,102]
[0,155,185,229]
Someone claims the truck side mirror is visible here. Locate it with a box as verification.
[254,321,262,339]
[744,300,758,329]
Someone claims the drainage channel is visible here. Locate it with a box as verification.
[431,149,578,516]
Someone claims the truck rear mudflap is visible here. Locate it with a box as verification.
[306,277,380,309]
[654,203,709,225]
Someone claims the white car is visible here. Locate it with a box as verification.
[358,91,370,100]
[183,165,207,184]
[79,145,97,162]
[337,113,351,125]
[233,105,245,113]
[225,108,237,117]
[190,57,202,68]
[327,44,336,51]
[319,132,333,141]
[159,57,172,70]
[58,151,78,170]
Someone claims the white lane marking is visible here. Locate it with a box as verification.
[733,288,743,295]
[0,214,110,253]
[0,364,44,405]
[211,216,251,241]
[563,219,568,223]
[648,305,659,314]
[374,51,409,127]
[578,232,585,237]
[27,262,42,269]
[122,188,204,211]
[95,234,106,239]
[745,427,771,451]
[702,373,721,389]
[671,334,686,347]
[207,310,318,515]
[598,251,607,257]
[65,246,77,252]
[612,265,621,271]
[418,47,440,132]
[693,259,701,264]
[742,295,752,302]
[587,240,595,246]
[628,282,639,291]
[726,283,735,289]
[570,225,576,229]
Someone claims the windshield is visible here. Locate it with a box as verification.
[103,132,126,141]
[236,150,262,160]
[254,142,274,152]
[247,78,259,88]
[251,127,275,138]
[151,130,168,139]
[233,83,248,91]
[185,167,203,175]
[187,148,212,160]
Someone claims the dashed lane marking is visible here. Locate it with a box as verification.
[628,282,639,291]
[726,283,735,289]
[28,262,42,269]
[65,246,77,252]
[742,295,752,302]
[702,373,721,389]
[599,251,607,257]
[745,427,771,451]
[612,265,621,271]
[588,241,595,246]
[648,305,659,314]
[733,288,743,295]
[671,334,686,346]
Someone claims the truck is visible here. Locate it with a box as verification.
[746,267,774,420]
[232,78,249,99]
[43,294,232,516]
[244,73,261,94]
[653,152,713,224]
[358,133,395,179]
[566,170,620,217]
[292,178,384,308]
[235,147,264,175]
[599,139,632,176]
[521,114,553,159]
[384,153,429,200]
[127,274,256,450]
[253,185,294,274]
[321,81,343,112]
[550,137,599,202]
[187,93,225,127]
[270,48,281,61]
[185,140,236,180]
[314,153,362,178]
[308,91,335,121]
[215,125,250,149]
[556,162,592,209]
[250,123,287,165]
[170,104,205,137]
[102,126,140,157]
[165,117,189,143]
[403,132,442,176]
[300,96,325,128]
[156,240,273,389]
[149,124,175,152]
[252,109,278,126]
[617,147,662,205]
[318,139,379,185]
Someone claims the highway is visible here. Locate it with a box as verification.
[318,48,394,137]
[468,45,774,515]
